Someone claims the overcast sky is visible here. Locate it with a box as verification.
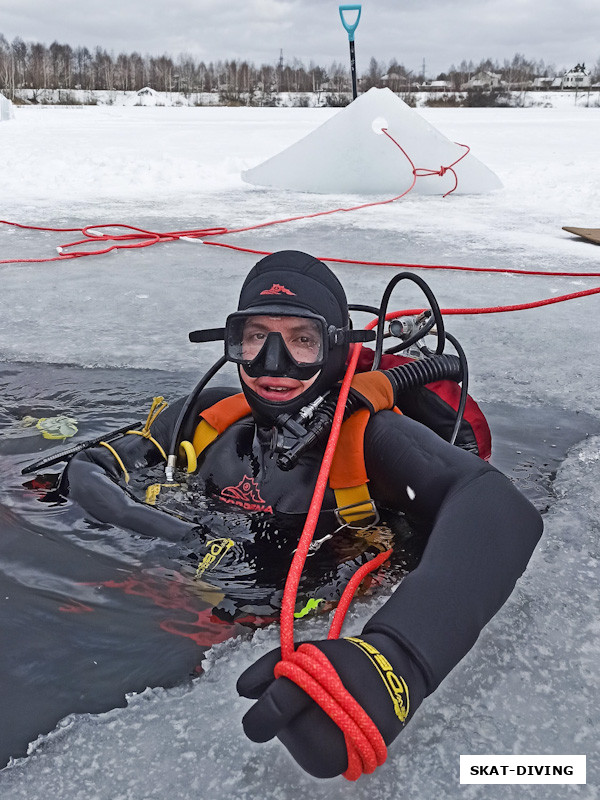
[1,0,598,77]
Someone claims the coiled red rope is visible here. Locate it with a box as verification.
[274,642,388,778]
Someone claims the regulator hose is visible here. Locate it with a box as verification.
[277,353,463,470]
[372,272,445,369]
[166,355,227,480]
[384,353,462,395]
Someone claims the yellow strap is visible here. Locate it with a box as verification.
[144,482,181,504]
[334,484,378,527]
[192,418,220,456]
[125,396,169,460]
[126,430,167,460]
[99,441,130,484]
[142,396,169,432]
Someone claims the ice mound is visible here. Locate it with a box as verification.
[242,87,502,195]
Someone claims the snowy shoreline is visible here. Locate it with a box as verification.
[8,87,600,109]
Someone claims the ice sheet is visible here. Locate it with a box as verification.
[1,103,599,798]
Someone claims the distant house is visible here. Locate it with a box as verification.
[532,76,554,90]
[422,80,451,91]
[462,71,503,90]
[560,64,591,89]
[316,80,335,92]
[380,72,409,91]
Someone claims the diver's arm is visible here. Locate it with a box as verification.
[237,412,542,778]
[63,387,239,539]
[363,411,543,691]
[64,399,192,540]
[65,453,194,541]
[63,397,188,539]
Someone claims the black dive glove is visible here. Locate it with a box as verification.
[236,632,427,779]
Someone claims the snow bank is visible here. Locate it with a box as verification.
[0,92,14,121]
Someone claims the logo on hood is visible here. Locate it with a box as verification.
[219,474,273,513]
[260,283,296,296]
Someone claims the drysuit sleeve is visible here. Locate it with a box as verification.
[64,388,236,540]
[363,410,543,693]
[64,399,193,540]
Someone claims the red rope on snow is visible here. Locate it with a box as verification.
[201,240,600,279]
[0,131,470,266]
[0,220,231,263]
[379,284,600,317]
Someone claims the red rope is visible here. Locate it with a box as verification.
[278,339,363,662]
[378,285,600,317]
[202,241,600,279]
[0,221,231,263]
[381,129,470,198]
[275,320,395,780]
[0,132,470,266]
[274,644,387,779]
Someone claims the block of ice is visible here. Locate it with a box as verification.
[242,88,502,195]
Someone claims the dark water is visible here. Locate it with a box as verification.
[1,360,598,768]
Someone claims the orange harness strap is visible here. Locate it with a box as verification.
[330,409,399,528]
[201,393,252,433]
[187,388,398,527]
[330,409,371,489]
[191,393,252,457]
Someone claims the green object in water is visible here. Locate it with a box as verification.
[294,597,325,619]
[36,415,78,440]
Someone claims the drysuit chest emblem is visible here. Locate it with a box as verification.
[219,474,274,514]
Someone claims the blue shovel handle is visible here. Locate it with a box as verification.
[339,5,362,41]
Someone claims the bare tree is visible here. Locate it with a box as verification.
[0,34,16,97]
[361,56,384,91]
[1,31,595,102]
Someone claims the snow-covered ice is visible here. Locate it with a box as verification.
[1,101,599,798]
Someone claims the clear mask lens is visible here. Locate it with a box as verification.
[226,313,326,366]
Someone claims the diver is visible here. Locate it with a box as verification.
[61,250,543,780]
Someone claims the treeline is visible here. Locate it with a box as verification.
[1,33,599,98]
[0,34,347,97]
[364,54,600,90]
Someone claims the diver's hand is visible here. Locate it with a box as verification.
[236,633,426,779]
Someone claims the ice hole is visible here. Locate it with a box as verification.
[371,116,388,135]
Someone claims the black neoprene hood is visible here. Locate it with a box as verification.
[237,250,350,425]
[238,250,348,327]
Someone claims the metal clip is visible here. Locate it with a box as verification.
[334,499,380,530]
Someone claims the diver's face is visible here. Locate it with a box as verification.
[239,315,320,403]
